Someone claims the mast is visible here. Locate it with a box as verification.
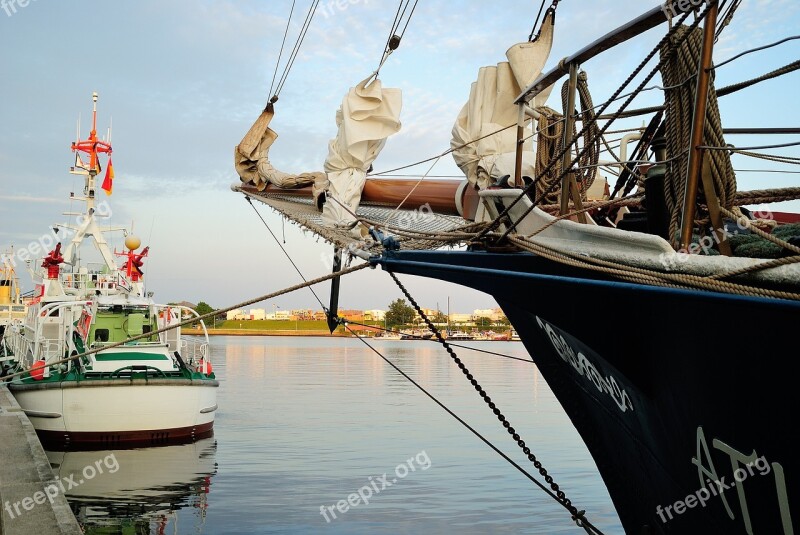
[63,92,120,269]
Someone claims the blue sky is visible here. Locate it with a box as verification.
[1,0,798,312]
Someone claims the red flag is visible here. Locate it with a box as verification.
[101,157,114,195]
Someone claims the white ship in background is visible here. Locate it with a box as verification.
[1,93,218,449]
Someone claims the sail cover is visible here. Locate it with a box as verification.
[451,11,555,190]
[322,76,402,233]
[235,106,325,191]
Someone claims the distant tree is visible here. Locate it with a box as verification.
[385,299,415,327]
[192,302,214,328]
[195,302,214,316]
[432,311,448,324]
[475,316,492,328]
[495,316,510,326]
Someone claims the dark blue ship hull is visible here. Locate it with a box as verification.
[376,249,799,534]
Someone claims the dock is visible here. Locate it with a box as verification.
[0,385,81,535]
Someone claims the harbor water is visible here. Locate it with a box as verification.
[47,335,623,534]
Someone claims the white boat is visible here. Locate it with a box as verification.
[447,331,474,341]
[1,93,218,449]
[375,331,403,340]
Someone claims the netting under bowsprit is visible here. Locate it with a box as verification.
[238,187,475,252]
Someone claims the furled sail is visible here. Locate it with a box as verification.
[322,76,402,233]
[451,11,555,190]
[234,106,325,191]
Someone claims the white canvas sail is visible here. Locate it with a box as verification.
[321,76,402,233]
[451,11,555,190]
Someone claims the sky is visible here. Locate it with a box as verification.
[1,0,798,313]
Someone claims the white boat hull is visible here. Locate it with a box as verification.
[10,379,218,449]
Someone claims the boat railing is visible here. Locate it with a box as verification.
[2,327,33,366]
[179,337,209,368]
[38,338,65,362]
[5,330,61,370]
[168,306,210,343]
[59,271,120,294]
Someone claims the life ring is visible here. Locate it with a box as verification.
[196,359,213,375]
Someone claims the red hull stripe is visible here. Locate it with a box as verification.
[38,422,214,450]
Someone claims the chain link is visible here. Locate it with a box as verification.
[388,271,599,533]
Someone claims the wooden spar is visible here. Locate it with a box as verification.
[679,1,719,250]
[514,104,525,188]
[238,178,480,219]
[515,5,667,104]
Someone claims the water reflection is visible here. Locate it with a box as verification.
[45,438,217,534]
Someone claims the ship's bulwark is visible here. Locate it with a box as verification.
[376,250,799,534]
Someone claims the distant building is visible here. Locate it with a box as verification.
[250,309,266,321]
[472,308,505,321]
[275,310,292,321]
[312,310,328,321]
[340,310,364,321]
[226,308,249,321]
[292,309,314,320]
[363,309,386,322]
[449,313,473,325]
[413,308,437,322]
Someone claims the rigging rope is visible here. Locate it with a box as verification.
[508,235,800,301]
[717,59,800,98]
[715,0,740,40]
[268,0,297,101]
[342,321,601,533]
[528,0,549,42]
[660,22,737,247]
[389,272,602,534]
[246,196,328,311]
[714,35,800,70]
[272,0,321,102]
[344,320,534,363]
[375,0,420,76]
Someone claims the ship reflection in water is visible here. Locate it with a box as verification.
[45,438,217,534]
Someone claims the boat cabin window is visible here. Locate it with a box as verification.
[95,329,109,342]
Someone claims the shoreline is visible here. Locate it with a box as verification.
[182,328,518,340]
[182,328,351,337]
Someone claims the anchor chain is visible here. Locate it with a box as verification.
[388,271,598,533]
